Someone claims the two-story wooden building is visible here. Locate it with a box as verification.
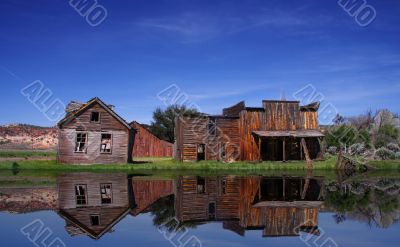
[57,97,173,164]
[175,100,324,162]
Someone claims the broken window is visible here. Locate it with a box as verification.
[100,184,112,204]
[220,143,226,160]
[100,134,112,153]
[75,133,87,152]
[91,111,100,122]
[207,118,216,136]
[75,184,87,205]
[90,215,100,226]
[197,177,206,194]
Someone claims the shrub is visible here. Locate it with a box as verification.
[327,146,337,155]
[374,147,396,160]
[395,152,400,160]
[386,143,400,152]
[349,143,366,156]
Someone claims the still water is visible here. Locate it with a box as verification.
[0,171,399,247]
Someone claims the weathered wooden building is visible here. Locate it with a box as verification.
[175,100,324,162]
[57,173,131,239]
[174,176,324,237]
[57,97,173,164]
[131,121,173,158]
[57,98,134,164]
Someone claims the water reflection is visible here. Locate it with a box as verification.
[0,172,400,240]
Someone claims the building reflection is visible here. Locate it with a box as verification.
[175,176,324,237]
[2,173,399,240]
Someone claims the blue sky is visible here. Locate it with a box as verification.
[0,0,399,126]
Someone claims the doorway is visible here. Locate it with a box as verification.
[197,144,205,161]
[260,139,283,161]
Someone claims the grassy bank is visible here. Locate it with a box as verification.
[0,157,399,172]
[0,158,333,171]
[0,150,56,158]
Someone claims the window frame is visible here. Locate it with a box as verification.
[100,133,113,154]
[220,143,226,160]
[75,184,88,206]
[90,111,100,123]
[90,215,101,226]
[207,117,216,136]
[74,132,88,153]
[100,183,113,204]
[197,177,206,194]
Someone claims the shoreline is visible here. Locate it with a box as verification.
[0,157,399,171]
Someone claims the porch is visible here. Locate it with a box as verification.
[252,130,324,162]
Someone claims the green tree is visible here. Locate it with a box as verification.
[150,105,199,143]
[326,125,358,148]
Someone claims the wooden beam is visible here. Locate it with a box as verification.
[282,138,286,162]
[301,138,313,169]
[258,137,262,162]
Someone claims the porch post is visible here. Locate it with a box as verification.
[258,137,262,162]
[282,138,286,162]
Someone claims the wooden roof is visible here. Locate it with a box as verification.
[300,102,320,112]
[57,97,132,130]
[253,130,324,138]
[253,201,323,208]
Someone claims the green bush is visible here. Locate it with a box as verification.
[375,125,399,148]
[386,143,400,152]
[375,147,396,160]
[349,143,366,155]
[327,146,337,155]
[395,152,400,160]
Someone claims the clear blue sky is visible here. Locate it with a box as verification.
[0,0,399,126]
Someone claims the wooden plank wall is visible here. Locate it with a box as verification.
[299,111,318,130]
[175,176,240,222]
[57,173,129,209]
[131,122,173,157]
[58,103,130,164]
[176,117,240,162]
[239,110,265,161]
[262,207,318,236]
[58,129,129,164]
[263,101,299,131]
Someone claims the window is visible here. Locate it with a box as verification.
[100,134,112,153]
[75,133,87,152]
[197,144,205,161]
[207,118,216,136]
[91,111,100,122]
[75,185,87,205]
[220,143,226,160]
[90,215,100,226]
[197,177,206,194]
[100,184,112,204]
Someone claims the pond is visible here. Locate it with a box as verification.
[0,170,400,247]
